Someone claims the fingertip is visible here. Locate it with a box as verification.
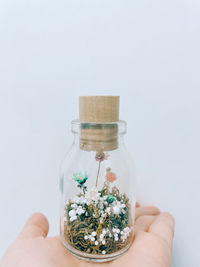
[135,215,156,233]
[18,212,49,239]
[136,202,140,207]
[135,205,160,220]
[148,211,175,249]
[29,212,49,234]
[161,212,175,222]
[149,206,160,215]
[160,212,175,231]
[30,212,49,224]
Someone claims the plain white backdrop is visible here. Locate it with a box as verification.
[0,0,200,266]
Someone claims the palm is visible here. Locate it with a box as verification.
[1,206,174,267]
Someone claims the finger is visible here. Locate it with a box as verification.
[135,206,160,220]
[18,212,49,239]
[135,215,156,232]
[136,202,140,207]
[148,212,175,250]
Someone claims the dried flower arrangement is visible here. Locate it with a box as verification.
[63,152,133,256]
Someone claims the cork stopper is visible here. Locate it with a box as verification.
[79,96,120,151]
[79,96,119,122]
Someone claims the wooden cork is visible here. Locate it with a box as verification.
[79,96,119,122]
[79,96,119,151]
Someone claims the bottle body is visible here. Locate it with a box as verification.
[60,120,136,262]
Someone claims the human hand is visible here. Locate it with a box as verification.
[0,205,174,267]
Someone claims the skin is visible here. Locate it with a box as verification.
[0,204,175,267]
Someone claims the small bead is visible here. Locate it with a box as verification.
[95,241,99,245]
[102,250,106,255]
[84,235,88,240]
[102,240,106,245]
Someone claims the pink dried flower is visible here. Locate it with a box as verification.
[106,172,117,183]
[95,152,109,162]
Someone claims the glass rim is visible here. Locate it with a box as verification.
[71,119,127,135]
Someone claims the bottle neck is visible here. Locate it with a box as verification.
[71,120,126,152]
[73,132,125,151]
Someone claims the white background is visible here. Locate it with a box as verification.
[0,0,200,266]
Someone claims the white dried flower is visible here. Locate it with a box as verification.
[113,205,120,214]
[76,206,85,215]
[112,200,126,215]
[102,229,107,235]
[99,202,104,210]
[106,207,111,214]
[85,188,100,202]
[121,226,131,242]
[69,209,77,221]
[73,196,80,203]
[92,231,97,236]
[68,204,85,221]
[100,234,104,239]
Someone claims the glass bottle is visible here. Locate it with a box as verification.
[60,96,136,262]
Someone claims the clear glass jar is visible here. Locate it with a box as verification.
[60,120,136,262]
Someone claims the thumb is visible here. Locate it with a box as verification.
[18,212,49,239]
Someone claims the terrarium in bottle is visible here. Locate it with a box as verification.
[60,96,136,262]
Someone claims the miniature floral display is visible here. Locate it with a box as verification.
[64,164,133,256]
